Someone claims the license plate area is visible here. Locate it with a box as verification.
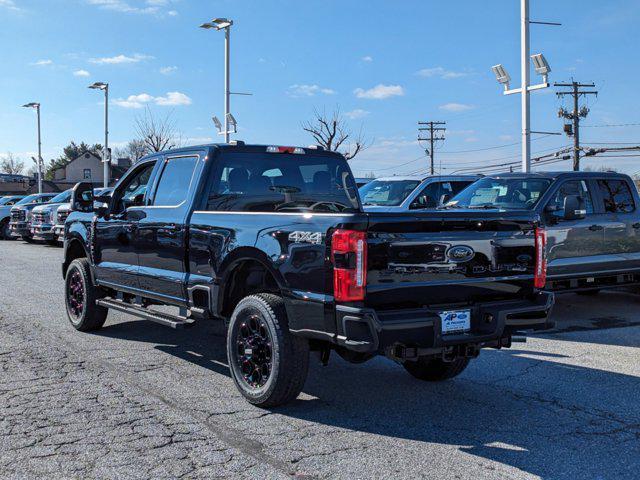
[439,310,471,334]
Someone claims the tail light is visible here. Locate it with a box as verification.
[534,227,547,289]
[331,229,367,301]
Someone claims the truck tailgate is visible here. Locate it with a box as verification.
[365,211,540,310]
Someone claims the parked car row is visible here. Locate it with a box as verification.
[5,142,639,407]
[1,188,112,244]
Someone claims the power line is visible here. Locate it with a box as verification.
[418,121,446,175]
[439,134,555,154]
[582,123,640,128]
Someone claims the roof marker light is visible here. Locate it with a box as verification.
[266,146,306,154]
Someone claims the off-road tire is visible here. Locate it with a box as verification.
[403,357,470,381]
[65,258,108,332]
[227,293,309,407]
[0,219,11,240]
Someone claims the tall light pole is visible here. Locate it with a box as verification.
[200,18,233,143]
[491,0,558,172]
[22,102,42,193]
[89,82,109,187]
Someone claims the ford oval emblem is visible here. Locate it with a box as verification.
[446,245,475,263]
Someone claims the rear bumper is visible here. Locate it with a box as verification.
[335,291,555,354]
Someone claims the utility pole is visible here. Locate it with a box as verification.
[555,81,597,171]
[418,121,446,175]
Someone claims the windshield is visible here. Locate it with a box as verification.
[448,177,551,210]
[49,190,72,204]
[207,152,360,213]
[0,196,20,205]
[15,194,40,205]
[359,179,421,206]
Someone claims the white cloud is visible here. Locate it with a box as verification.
[499,134,514,141]
[154,91,192,106]
[31,59,53,66]
[89,53,153,65]
[354,84,404,100]
[362,55,373,62]
[86,0,176,15]
[286,84,336,97]
[73,69,91,77]
[185,136,214,145]
[159,66,177,75]
[0,0,20,11]
[113,91,191,108]
[416,66,468,79]
[439,102,475,112]
[344,109,370,120]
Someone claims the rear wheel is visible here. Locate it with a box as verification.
[0,220,10,240]
[403,357,470,381]
[227,294,309,407]
[65,258,108,332]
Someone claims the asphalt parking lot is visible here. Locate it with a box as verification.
[1,240,639,479]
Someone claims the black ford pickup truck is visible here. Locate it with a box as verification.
[446,171,640,294]
[63,143,554,407]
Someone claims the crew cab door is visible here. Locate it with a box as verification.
[543,178,604,279]
[94,160,157,290]
[593,178,640,272]
[135,153,202,302]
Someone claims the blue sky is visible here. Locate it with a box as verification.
[1,0,639,177]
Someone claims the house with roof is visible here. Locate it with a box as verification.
[51,152,131,186]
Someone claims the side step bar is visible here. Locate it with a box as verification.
[96,297,196,329]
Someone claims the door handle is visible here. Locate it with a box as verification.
[632,222,640,229]
[589,224,604,231]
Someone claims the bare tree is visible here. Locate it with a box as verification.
[0,152,25,175]
[302,108,367,160]
[114,139,147,163]
[135,107,181,154]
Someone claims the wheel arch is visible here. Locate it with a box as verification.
[216,247,287,319]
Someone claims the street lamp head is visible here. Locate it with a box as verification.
[491,64,511,91]
[531,53,551,75]
[491,64,511,85]
[212,116,222,132]
[226,113,237,131]
[22,102,40,109]
[200,17,233,30]
[88,82,108,90]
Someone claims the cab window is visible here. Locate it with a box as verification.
[548,180,594,217]
[207,152,359,213]
[112,162,155,213]
[597,179,635,213]
[152,156,198,207]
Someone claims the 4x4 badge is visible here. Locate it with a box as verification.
[288,231,323,245]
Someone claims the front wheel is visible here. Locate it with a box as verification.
[0,220,11,240]
[65,258,108,332]
[403,357,470,381]
[227,294,309,407]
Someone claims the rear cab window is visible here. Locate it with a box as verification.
[207,151,360,213]
[596,179,636,213]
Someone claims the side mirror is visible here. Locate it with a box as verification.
[563,195,586,220]
[439,194,451,206]
[70,182,94,213]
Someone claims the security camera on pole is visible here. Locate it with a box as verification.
[490,0,560,173]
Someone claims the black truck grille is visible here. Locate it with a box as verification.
[10,210,25,221]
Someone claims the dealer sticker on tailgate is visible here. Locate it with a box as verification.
[439,310,471,334]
